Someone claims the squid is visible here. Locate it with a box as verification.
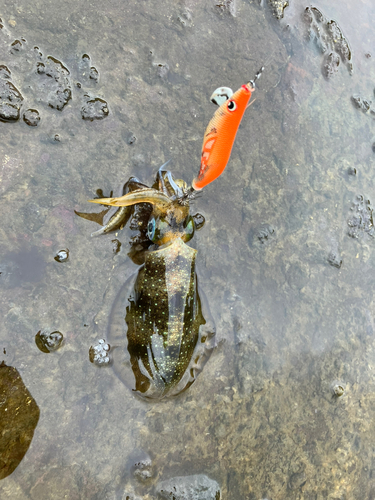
[77,70,262,399]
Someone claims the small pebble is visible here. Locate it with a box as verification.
[89,66,99,82]
[89,339,110,366]
[35,330,64,353]
[132,454,153,483]
[127,134,137,145]
[333,384,345,397]
[23,109,40,127]
[193,212,205,230]
[328,251,342,269]
[81,95,109,121]
[54,249,69,262]
[112,239,121,254]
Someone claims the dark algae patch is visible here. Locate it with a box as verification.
[0,363,40,480]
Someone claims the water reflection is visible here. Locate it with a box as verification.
[0,362,39,480]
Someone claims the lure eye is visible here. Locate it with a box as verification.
[147,218,156,241]
[227,100,237,112]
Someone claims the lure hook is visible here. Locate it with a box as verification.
[249,66,265,90]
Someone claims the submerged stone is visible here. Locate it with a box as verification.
[112,239,122,254]
[351,95,372,112]
[35,330,64,353]
[323,52,340,79]
[288,470,307,490]
[215,0,237,17]
[89,67,99,82]
[347,195,374,238]
[127,133,137,145]
[0,78,23,122]
[156,474,221,500]
[81,94,109,120]
[256,223,275,244]
[177,9,193,27]
[153,62,169,78]
[327,251,342,269]
[35,55,72,111]
[131,451,153,483]
[304,6,352,77]
[10,39,23,54]
[267,0,289,19]
[0,65,11,79]
[23,108,40,126]
[332,383,345,397]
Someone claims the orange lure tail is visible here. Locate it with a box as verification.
[192,82,254,191]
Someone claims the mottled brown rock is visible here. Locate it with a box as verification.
[0,362,40,480]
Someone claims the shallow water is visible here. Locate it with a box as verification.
[1,0,375,498]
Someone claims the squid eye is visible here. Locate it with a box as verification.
[147,218,156,241]
[227,100,236,111]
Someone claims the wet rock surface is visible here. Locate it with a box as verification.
[1,1,375,499]
[156,474,221,500]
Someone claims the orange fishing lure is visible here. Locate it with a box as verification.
[192,82,253,190]
[192,68,263,191]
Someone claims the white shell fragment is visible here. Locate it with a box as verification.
[89,338,111,366]
[210,86,233,106]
